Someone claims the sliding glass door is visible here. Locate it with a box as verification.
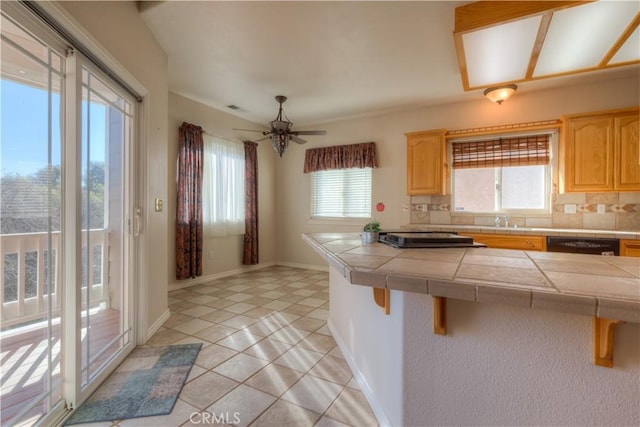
[1,4,136,426]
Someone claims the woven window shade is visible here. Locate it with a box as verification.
[452,134,550,169]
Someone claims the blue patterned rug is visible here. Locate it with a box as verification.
[64,343,202,425]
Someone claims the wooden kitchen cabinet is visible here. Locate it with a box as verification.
[561,107,639,192]
[464,233,546,251]
[406,129,447,195]
[620,239,640,257]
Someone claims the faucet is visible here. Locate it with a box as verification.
[503,216,509,228]
[495,215,501,227]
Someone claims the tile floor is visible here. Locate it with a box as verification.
[71,266,378,427]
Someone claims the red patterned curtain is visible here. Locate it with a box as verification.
[243,141,259,265]
[175,122,204,279]
[303,142,378,173]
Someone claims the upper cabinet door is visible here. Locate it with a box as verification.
[406,130,447,195]
[561,107,639,192]
[615,113,640,191]
[565,116,614,192]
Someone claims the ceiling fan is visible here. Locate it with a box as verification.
[235,95,327,157]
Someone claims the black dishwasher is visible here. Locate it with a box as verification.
[546,236,619,256]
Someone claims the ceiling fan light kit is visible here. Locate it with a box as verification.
[483,84,517,105]
[234,95,327,157]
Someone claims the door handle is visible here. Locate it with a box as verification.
[134,208,142,236]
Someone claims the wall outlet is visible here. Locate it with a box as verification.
[564,204,577,214]
[597,204,606,214]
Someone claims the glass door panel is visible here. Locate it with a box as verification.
[0,11,63,426]
[80,67,133,387]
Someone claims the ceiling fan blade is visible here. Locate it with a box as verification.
[233,128,264,133]
[293,130,327,136]
[254,135,271,142]
[290,135,307,144]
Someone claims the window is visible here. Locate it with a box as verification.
[452,134,552,213]
[311,168,372,218]
[202,135,245,236]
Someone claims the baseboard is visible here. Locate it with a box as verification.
[275,261,329,272]
[143,308,170,344]
[168,261,276,291]
[327,319,392,427]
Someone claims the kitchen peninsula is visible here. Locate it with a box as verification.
[303,233,640,426]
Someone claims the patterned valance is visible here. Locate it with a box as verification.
[303,142,378,173]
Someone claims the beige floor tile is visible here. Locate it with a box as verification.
[282,304,317,316]
[346,377,361,390]
[250,399,321,427]
[180,371,239,409]
[195,343,237,369]
[119,398,199,427]
[193,324,238,343]
[270,325,310,345]
[281,374,343,414]
[173,336,211,347]
[206,384,276,427]
[243,337,292,362]
[172,318,215,335]
[145,329,189,347]
[217,330,262,351]
[308,355,353,385]
[226,292,253,302]
[278,294,307,304]
[227,284,251,292]
[307,308,329,321]
[315,415,351,427]
[245,363,304,397]
[298,333,336,354]
[162,312,193,329]
[242,319,282,337]
[298,297,326,308]
[290,317,326,332]
[273,345,325,372]
[314,325,332,336]
[262,300,293,311]
[213,353,269,382]
[243,303,274,314]
[328,346,345,360]
[205,299,238,309]
[180,305,217,318]
[187,294,218,305]
[221,314,258,329]
[199,309,237,324]
[325,388,378,426]
[186,364,207,383]
[225,302,257,314]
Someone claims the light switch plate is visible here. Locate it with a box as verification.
[154,198,163,212]
[564,204,577,214]
[597,204,605,214]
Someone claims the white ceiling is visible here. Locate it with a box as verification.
[139,1,639,127]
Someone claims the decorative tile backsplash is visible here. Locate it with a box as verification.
[409,192,640,231]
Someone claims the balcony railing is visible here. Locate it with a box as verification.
[1,229,108,329]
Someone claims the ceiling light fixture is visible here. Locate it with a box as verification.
[483,84,517,105]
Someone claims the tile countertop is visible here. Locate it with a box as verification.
[302,233,640,323]
[400,224,640,239]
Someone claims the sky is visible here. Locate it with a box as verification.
[1,79,106,178]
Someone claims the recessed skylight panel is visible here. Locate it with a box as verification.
[534,1,640,76]
[464,15,540,87]
[611,26,640,65]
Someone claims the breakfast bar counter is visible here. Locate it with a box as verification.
[302,232,640,426]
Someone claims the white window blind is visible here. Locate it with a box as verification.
[202,134,245,236]
[311,168,372,218]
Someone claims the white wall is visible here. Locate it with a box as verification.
[168,93,277,288]
[276,75,640,267]
[329,267,640,426]
[60,1,170,340]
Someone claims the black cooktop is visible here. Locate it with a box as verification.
[378,231,486,248]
